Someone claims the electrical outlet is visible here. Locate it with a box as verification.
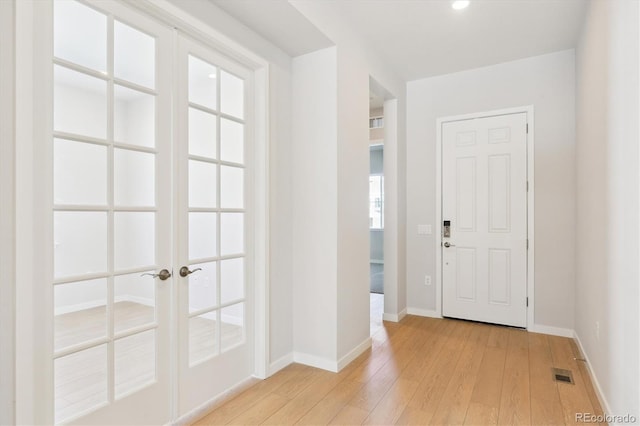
[595,321,600,340]
[424,275,432,286]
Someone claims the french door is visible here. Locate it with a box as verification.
[49,1,253,423]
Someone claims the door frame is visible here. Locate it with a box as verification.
[0,0,16,424]
[14,0,270,423]
[435,105,535,330]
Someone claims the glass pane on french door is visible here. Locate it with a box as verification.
[185,53,247,365]
[52,1,171,424]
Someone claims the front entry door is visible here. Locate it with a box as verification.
[441,113,528,327]
[49,1,254,423]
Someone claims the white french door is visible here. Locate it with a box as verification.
[175,35,254,414]
[48,1,254,423]
[441,113,528,328]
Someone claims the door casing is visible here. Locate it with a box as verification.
[14,0,270,423]
[435,106,535,330]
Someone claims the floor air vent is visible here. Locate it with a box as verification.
[552,368,574,384]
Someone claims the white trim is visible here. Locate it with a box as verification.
[435,114,443,318]
[435,105,535,329]
[526,109,536,332]
[267,353,293,377]
[15,1,51,422]
[407,307,442,319]
[0,0,16,423]
[529,324,574,338]
[124,0,267,71]
[252,65,270,380]
[54,300,106,316]
[171,376,259,426]
[293,337,372,373]
[381,97,402,324]
[337,338,372,371]
[116,295,155,307]
[220,313,244,327]
[383,308,407,322]
[293,352,338,373]
[573,331,612,416]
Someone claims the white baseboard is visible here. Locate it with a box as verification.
[54,299,104,316]
[383,308,407,322]
[116,295,155,307]
[172,376,258,426]
[293,352,338,372]
[221,313,243,326]
[573,331,612,416]
[337,337,371,371]
[407,307,441,318]
[293,337,372,373]
[528,323,574,338]
[268,353,293,377]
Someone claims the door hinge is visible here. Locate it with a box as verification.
[526,239,529,249]
[526,181,529,192]
[526,123,529,134]
[526,297,529,307]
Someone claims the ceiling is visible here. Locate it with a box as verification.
[212,0,333,57]
[211,0,587,82]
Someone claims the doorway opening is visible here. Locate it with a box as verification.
[369,93,384,336]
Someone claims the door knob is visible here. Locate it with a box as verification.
[141,269,172,280]
[444,242,456,248]
[179,266,202,277]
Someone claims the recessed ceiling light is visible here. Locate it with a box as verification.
[452,0,470,10]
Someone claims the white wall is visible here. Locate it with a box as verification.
[291,46,338,364]
[290,0,407,364]
[335,45,371,360]
[574,0,639,418]
[165,0,294,367]
[0,0,15,422]
[407,50,576,329]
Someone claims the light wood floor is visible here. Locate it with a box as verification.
[193,315,605,426]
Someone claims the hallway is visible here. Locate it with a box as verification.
[193,316,604,425]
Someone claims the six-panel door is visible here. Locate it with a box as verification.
[442,113,528,328]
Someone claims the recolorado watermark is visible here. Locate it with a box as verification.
[576,412,637,423]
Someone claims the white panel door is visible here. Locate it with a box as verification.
[176,35,254,416]
[442,113,528,327]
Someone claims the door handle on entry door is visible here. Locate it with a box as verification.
[443,242,456,248]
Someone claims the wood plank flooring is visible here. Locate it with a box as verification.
[193,316,604,426]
